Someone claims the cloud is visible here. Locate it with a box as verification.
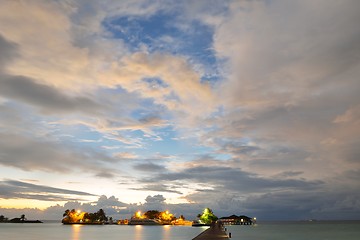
[191,0,360,182]
[108,52,217,124]
[147,164,323,194]
[114,152,139,160]
[0,34,18,70]
[0,179,96,202]
[0,132,117,177]
[0,1,217,125]
[145,194,166,204]
[133,162,166,172]
[0,74,103,114]
[130,184,183,195]
[96,195,128,208]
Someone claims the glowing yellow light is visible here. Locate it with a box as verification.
[136,211,143,218]
[77,210,81,214]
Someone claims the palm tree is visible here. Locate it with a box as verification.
[97,209,107,222]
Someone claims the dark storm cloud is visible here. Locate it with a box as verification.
[0,179,96,201]
[241,186,360,220]
[0,74,102,114]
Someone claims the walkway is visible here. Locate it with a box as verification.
[192,221,230,240]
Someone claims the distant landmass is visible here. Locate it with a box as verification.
[0,214,43,223]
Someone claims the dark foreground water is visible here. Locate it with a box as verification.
[1,221,359,240]
[226,221,360,240]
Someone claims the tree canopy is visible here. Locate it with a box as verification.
[198,208,218,224]
[62,209,108,224]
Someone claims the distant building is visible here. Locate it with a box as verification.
[219,215,253,225]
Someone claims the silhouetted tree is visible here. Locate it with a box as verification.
[144,210,160,219]
[82,212,90,223]
[0,215,8,222]
[97,209,108,222]
[20,214,26,222]
[63,209,70,217]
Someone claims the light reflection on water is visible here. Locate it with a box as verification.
[71,224,82,240]
[2,221,360,240]
[162,225,170,240]
[0,223,206,240]
[65,224,205,240]
[134,225,143,240]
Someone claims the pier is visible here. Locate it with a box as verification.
[192,221,230,240]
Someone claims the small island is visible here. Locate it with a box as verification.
[127,210,192,225]
[192,208,218,226]
[62,208,192,225]
[60,207,255,227]
[62,209,108,224]
[0,214,43,223]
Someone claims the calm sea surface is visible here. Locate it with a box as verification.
[1,221,359,240]
[226,221,360,240]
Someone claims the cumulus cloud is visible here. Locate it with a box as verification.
[0,1,217,124]
[195,0,360,182]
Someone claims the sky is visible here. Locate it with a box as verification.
[0,0,360,221]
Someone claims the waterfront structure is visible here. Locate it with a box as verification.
[192,221,229,240]
[219,215,253,225]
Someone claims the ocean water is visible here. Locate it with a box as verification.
[226,221,360,240]
[0,223,206,240]
[1,221,359,240]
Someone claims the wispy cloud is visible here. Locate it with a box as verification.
[0,180,96,201]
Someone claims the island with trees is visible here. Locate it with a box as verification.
[127,209,192,225]
[0,214,42,223]
[62,209,108,224]
[192,208,218,226]
[59,207,255,226]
